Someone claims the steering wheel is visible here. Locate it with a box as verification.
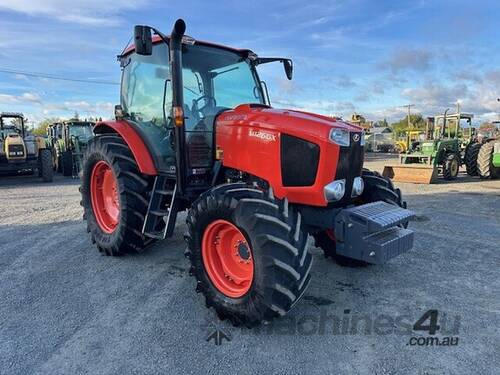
[192,95,217,117]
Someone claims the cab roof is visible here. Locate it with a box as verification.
[121,34,253,58]
[0,112,24,119]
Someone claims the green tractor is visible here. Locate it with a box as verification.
[46,122,64,172]
[464,121,499,177]
[384,110,472,183]
[47,121,94,176]
[477,121,500,179]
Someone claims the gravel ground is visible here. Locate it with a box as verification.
[1,158,499,375]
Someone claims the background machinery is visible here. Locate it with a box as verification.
[80,19,415,326]
[0,112,53,181]
[47,120,94,176]
[476,121,500,179]
[383,110,473,183]
[350,113,372,133]
[46,122,63,172]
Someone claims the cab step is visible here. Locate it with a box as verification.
[142,175,179,240]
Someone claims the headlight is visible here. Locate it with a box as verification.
[324,179,345,201]
[329,128,350,146]
[351,176,364,197]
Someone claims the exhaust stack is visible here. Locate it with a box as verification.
[169,19,187,194]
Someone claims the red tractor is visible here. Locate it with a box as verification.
[81,19,414,326]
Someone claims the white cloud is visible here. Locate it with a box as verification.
[272,97,356,118]
[0,91,41,104]
[401,70,500,123]
[0,0,149,26]
[43,100,114,117]
[0,91,113,124]
[383,48,433,74]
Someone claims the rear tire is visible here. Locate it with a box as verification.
[313,169,406,267]
[185,183,312,327]
[465,142,481,176]
[80,135,153,256]
[62,150,73,177]
[477,141,496,179]
[39,149,54,182]
[443,153,459,180]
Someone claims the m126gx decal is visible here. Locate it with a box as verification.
[249,129,277,142]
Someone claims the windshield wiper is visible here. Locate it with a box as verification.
[210,66,238,78]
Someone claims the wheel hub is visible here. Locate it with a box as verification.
[202,219,254,298]
[237,242,251,261]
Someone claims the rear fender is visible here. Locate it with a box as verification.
[93,120,157,175]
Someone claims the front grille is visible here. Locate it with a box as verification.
[186,132,212,168]
[333,131,364,204]
[281,134,320,186]
[8,144,24,156]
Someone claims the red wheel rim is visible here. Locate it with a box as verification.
[202,220,254,298]
[90,161,120,234]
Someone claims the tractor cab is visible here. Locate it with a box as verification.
[117,23,292,196]
[49,120,95,176]
[0,113,28,161]
[0,112,25,139]
[418,112,473,156]
[63,121,94,145]
[0,112,53,181]
[47,122,63,141]
[431,112,473,140]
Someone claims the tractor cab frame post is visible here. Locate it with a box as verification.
[134,20,188,197]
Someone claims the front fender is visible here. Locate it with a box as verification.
[93,120,157,175]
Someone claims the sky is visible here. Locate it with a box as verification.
[0,0,499,129]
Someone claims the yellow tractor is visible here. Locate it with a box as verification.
[0,112,53,181]
[393,130,425,153]
[350,113,373,133]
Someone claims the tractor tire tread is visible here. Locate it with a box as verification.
[185,183,312,327]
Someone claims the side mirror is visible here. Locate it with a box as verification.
[134,25,152,56]
[283,59,293,80]
[115,105,125,120]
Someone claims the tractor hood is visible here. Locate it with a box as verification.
[216,104,362,142]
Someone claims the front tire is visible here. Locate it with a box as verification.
[39,149,54,182]
[314,169,406,267]
[443,153,460,180]
[185,183,312,327]
[62,150,73,177]
[80,135,153,256]
[477,141,498,179]
[465,142,481,176]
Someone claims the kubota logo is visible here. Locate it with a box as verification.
[249,129,276,142]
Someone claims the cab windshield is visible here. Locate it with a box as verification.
[0,116,24,138]
[120,42,264,169]
[69,124,93,141]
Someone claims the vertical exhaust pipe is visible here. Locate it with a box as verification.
[170,19,187,194]
[442,108,449,138]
